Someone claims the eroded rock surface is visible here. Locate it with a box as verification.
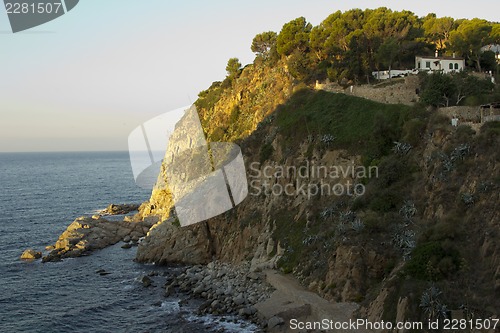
[42,215,158,262]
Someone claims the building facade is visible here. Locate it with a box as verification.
[415,54,465,74]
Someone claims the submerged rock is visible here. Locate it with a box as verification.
[95,269,111,276]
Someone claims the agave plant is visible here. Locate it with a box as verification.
[392,141,413,155]
[392,226,416,260]
[320,207,336,220]
[318,134,336,146]
[350,218,365,232]
[339,210,356,223]
[450,143,470,162]
[399,200,417,223]
[461,193,474,206]
[420,286,449,321]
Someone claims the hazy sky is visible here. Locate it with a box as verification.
[0,0,498,152]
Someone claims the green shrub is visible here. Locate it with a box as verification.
[453,125,476,142]
[272,211,308,274]
[195,81,224,111]
[480,121,500,137]
[259,142,274,162]
[369,190,402,213]
[402,118,427,146]
[405,241,461,281]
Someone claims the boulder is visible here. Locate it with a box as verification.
[233,295,246,305]
[20,249,42,260]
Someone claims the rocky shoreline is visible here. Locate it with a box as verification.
[137,260,276,331]
[166,261,274,318]
[19,203,156,263]
[20,204,281,331]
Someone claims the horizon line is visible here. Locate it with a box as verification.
[0,150,131,154]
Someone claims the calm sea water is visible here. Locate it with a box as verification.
[0,152,257,333]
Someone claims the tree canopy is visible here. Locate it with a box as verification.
[251,31,277,57]
[448,19,493,71]
[225,58,242,79]
[248,8,499,83]
[276,17,312,56]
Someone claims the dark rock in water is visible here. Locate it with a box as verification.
[164,285,174,297]
[96,269,111,276]
[121,243,132,249]
[140,275,153,287]
[41,253,62,263]
[20,249,42,260]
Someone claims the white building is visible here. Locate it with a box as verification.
[415,53,465,74]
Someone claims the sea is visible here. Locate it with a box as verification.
[0,152,258,333]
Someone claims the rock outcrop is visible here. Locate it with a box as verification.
[136,216,213,264]
[42,215,158,262]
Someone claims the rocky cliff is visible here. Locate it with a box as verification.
[134,57,499,325]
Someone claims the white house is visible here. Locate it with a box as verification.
[415,53,465,74]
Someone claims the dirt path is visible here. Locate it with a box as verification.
[255,270,373,332]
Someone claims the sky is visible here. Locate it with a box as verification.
[0,0,499,152]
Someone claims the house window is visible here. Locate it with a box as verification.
[426,61,431,68]
[454,63,459,70]
[449,63,453,70]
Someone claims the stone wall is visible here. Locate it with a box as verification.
[438,106,481,123]
[317,76,420,106]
